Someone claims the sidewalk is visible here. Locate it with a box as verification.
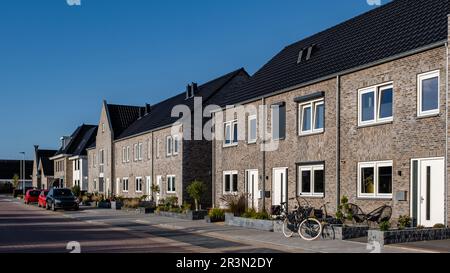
[64,208,426,253]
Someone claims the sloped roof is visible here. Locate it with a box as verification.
[117,68,249,139]
[36,149,57,176]
[55,124,98,156]
[0,160,33,180]
[218,0,450,106]
[107,104,144,139]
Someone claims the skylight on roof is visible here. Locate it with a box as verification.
[297,44,316,64]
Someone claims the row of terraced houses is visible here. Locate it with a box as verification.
[32,0,450,227]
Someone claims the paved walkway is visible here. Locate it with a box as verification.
[62,207,423,253]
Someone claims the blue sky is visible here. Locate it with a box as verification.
[0,0,388,160]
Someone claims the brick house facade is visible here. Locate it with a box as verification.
[212,0,450,227]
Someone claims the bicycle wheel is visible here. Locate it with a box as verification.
[299,218,322,241]
[321,224,335,240]
[282,218,295,238]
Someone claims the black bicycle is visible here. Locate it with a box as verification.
[281,197,317,238]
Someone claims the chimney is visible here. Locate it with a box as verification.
[145,103,151,115]
[60,136,71,150]
[34,145,39,160]
[186,84,192,99]
[191,82,198,96]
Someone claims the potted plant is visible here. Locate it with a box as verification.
[150,184,160,202]
[110,195,123,210]
[186,180,206,211]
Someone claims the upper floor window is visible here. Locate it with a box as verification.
[358,161,393,199]
[173,136,179,155]
[248,115,257,144]
[166,136,173,156]
[299,99,324,135]
[358,83,393,126]
[271,103,286,140]
[418,71,440,117]
[134,144,138,161]
[126,146,130,162]
[138,143,143,160]
[156,139,160,159]
[122,147,126,163]
[224,120,238,146]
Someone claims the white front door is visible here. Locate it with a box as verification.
[272,168,287,206]
[156,176,162,203]
[146,176,152,201]
[246,170,259,211]
[412,158,445,227]
[116,178,120,196]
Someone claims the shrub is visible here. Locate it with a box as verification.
[242,209,270,220]
[433,223,446,229]
[254,211,270,220]
[242,209,257,219]
[397,215,412,230]
[220,193,248,217]
[336,196,353,222]
[71,185,81,198]
[182,202,191,213]
[187,180,207,211]
[123,198,140,209]
[81,195,91,204]
[379,220,391,231]
[417,225,426,230]
[208,208,225,222]
[165,196,179,208]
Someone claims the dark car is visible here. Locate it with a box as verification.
[46,188,79,211]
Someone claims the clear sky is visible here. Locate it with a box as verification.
[0,0,389,160]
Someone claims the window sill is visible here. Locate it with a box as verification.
[298,194,324,199]
[247,141,257,145]
[223,143,238,149]
[223,192,238,195]
[167,192,176,194]
[358,120,393,129]
[417,113,440,120]
[357,196,392,201]
[298,131,324,137]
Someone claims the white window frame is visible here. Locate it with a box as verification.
[224,120,238,147]
[138,142,143,160]
[166,136,173,156]
[122,177,129,192]
[298,164,325,197]
[122,147,126,163]
[299,99,325,136]
[126,146,130,162]
[135,177,143,193]
[156,139,160,159]
[223,171,238,194]
[173,136,179,155]
[358,82,394,126]
[134,144,138,161]
[247,115,257,144]
[357,160,393,199]
[418,70,440,117]
[167,175,176,194]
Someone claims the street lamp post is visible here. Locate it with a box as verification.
[20,152,25,195]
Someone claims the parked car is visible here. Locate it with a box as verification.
[38,190,49,208]
[24,189,40,204]
[46,188,79,211]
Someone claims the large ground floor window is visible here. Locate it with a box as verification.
[358,161,393,199]
[298,164,324,197]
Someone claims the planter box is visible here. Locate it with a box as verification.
[334,225,369,240]
[205,215,225,223]
[97,201,111,209]
[111,201,122,210]
[123,207,155,214]
[225,213,275,232]
[368,228,450,247]
[156,210,208,220]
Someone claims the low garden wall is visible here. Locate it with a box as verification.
[225,213,279,232]
[368,228,450,246]
[156,210,208,220]
[334,225,369,240]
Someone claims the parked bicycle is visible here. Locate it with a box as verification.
[280,197,322,240]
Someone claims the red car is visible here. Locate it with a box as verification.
[38,190,49,208]
[24,189,40,204]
